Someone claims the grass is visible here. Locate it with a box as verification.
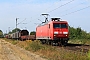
[68,39,90,45]
[11,40,19,45]
[2,38,90,60]
[24,40,89,60]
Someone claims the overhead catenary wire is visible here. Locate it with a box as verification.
[17,18,26,25]
[48,0,75,13]
[23,0,90,33]
[59,1,87,14]
[29,0,75,23]
[28,0,89,25]
[45,0,62,12]
[61,5,90,17]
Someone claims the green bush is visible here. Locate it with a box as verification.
[28,40,45,52]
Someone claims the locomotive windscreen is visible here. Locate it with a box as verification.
[53,23,67,28]
[21,30,29,36]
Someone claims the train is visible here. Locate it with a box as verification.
[5,30,36,41]
[36,18,69,45]
[5,18,69,45]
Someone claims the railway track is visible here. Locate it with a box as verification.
[42,42,90,53]
[41,41,90,53]
[59,43,90,53]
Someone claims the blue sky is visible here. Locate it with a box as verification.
[0,0,90,33]
[0,0,58,4]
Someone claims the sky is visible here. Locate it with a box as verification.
[0,0,90,33]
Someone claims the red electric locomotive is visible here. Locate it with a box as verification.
[36,18,69,45]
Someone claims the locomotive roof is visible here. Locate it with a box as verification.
[37,20,68,27]
[38,21,49,26]
[53,20,68,23]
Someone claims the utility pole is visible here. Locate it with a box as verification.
[16,18,19,32]
[8,27,10,33]
[6,30,7,34]
[16,18,19,40]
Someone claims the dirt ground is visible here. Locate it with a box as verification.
[0,39,47,60]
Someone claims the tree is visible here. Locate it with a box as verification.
[69,26,90,39]
[30,31,36,35]
[12,28,21,33]
[69,26,77,39]
[76,27,81,38]
[8,28,21,34]
[86,33,90,39]
[0,30,3,38]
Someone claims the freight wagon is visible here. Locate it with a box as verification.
[5,30,36,40]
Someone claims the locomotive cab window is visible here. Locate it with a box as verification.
[53,23,67,28]
[61,24,67,28]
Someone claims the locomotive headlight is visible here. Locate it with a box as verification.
[66,35,68,36]
[63,32,68,34]
[54,32,58,34]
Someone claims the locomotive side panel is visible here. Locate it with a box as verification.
[36,22,53,40]
[36,21,57,40]
[48,21,53,40]
[36,26,42,39]
[41,24,49,39]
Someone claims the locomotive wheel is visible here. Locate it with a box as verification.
[46,40,51,45]
[61,40,68,46]
[41,40,46,44]
[51,41,56,46]
[48,40,51,45]
[51,41,53,46]
[46,40,49,45]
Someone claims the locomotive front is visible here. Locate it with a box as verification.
[52,18,69,45]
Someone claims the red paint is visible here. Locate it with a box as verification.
[36,20,69,40]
